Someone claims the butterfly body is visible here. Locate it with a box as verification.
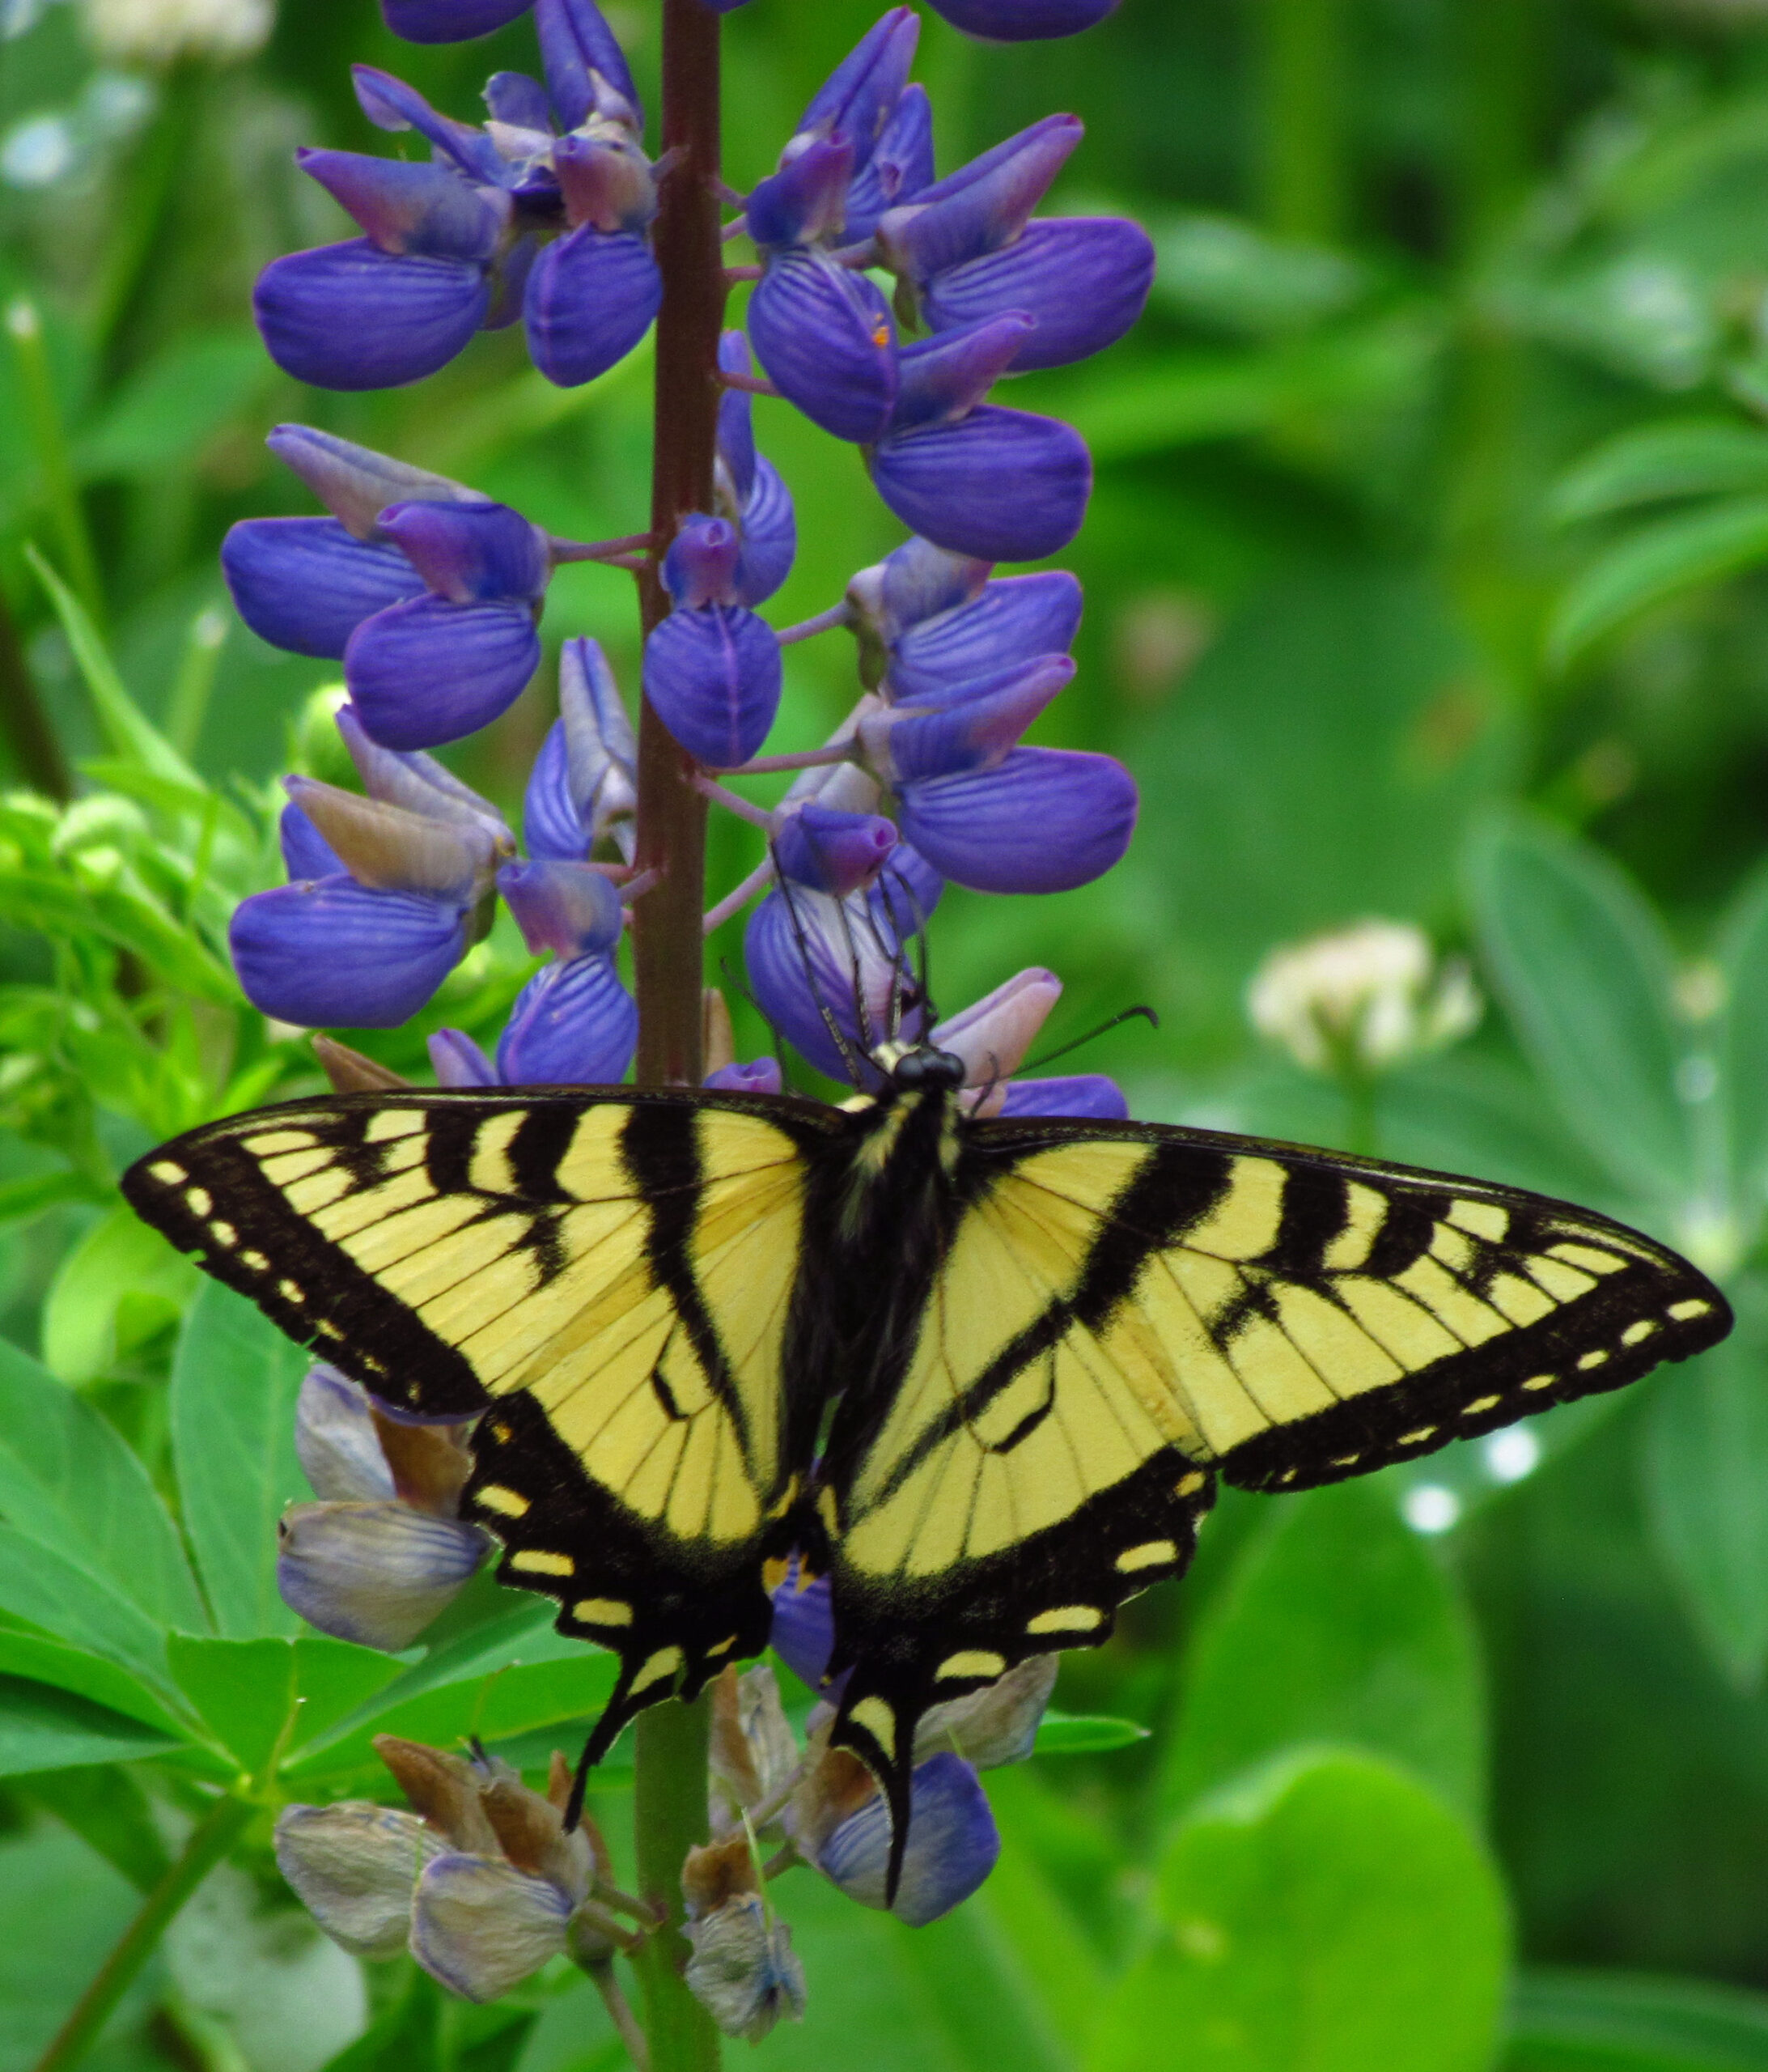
[124,1052,1731,1896]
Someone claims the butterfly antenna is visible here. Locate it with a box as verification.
[867,867,925,1041]
[773,860,871,1085]
[830,885,881,1054]
[1024,1004,1160,1074]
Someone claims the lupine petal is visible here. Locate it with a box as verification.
[880,113,1080,278]
[430,1028,498,1087]
[295,151,507,262]
[351,66,506,184]
[497,858,624,957]
[276,1802,442,1959]
[896,745,1136,894]
[664,515,744,609]
[922,219,1155,371]
[768,1563,836,1691]
[496,953,637,1085]
[410,1853,572,2002]
[914,1656,1058,1768]
[231,878,468,1027]
[888,316,1033,435]
[295,1365,396,1502]
[744,138,854,253]
[888,571,1082,699]
[484,234,541,331]
[335,703,513,843]
[535,0,642,130]
[866,654,1074,783]
[254,240,490,393]
[848,537,992,658]
[816,1752,1000,1926]
[524,637,637,859]
[684,1895,807,2042]
[716,334,759,502]
[871,405,1092,563]
[924,0,1118,38]
[265,424,473,540]
[998,1072,1128,1117]
[382,0,532,45]
[846,84,935,242]
[705,1058,784,1094]
[794,6,918,176]
[553,134,656,234]
[734,456,796,606]
[285,777,494,899]
[524,227,662,388]
[278,1499,488,1650]
[485,70,553,130]
[280,802,346,882]
[774,804,897,895]
[223,519,426,659]
[346,597,541,751]
[932,967,1061,1083]
[642,605,782,768]
[376,500,550,604]
[748,253,897,444]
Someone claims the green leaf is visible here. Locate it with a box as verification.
[0,1675,177,1777]
[172,1281,311,1640]
[1643,1276,1768,1687]
[1466,813,1692,1211]
[1507,1966,1768,2070]
[16,1764,174,1892]
[1088,1752,1509,2072]
[1545,495,1768,671]
[1157,1480,1486,1820]
[1033,1712,1151,1755]
[0,864,236,1004]
[43,1204,198,1385]
[292,1635,409,1748]
[74,329,269,481]
[0,1526,171,1681]
[24,542,202,789]
[1549,421,1768,526]
[168,1634,299,1778]
[0,1626,192,1738]
[1718,863,1768,1229]
[0,1333,205,1629]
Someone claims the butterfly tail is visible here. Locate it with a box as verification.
[829,1685,922,1909]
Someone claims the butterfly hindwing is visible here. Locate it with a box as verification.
[124,1087,834,1736]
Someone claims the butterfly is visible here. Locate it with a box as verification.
[123,1037,1730,1897]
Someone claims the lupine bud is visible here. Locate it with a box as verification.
[997,1072,1128,1119]
[773,803,898,896]
[914,1656,1057,1768]
[748,252,898,444]
[295,1365,397,1504]
[230,880,471,1028]
[896,746,1135,894]
[430,1028,498,1087]
[524,638,638,863]
[495,951,638,1085]
[931,967,1062,1086]
[706,1057,784,1095]
[644,520,783,767]
[1246,919,1482,1077]
[684,1894,808,2042]
[497,859,624,957]
[716,332,797,606]
[812,1751,1001,1926]
[278,1500,489,1650]
[536,0,645,130]
[275,1802,444,1959]
[925,0,1119,35]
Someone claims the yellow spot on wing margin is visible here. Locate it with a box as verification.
[849,1695,897,1759]
[477,1485,530,1518]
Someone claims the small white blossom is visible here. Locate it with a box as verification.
[79,0,273,62]
[1247,919,1480,1078]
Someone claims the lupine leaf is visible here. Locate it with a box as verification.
[1088,1751,1508,2072]
[0,1332,205,1629]
[172,1282,309,1640]
[0,1675,178,1777]
[1466,813,1692,1213]
[1033,1712,1150,1755]
[0,1625,193,1739]
[1545,495,1768,670]
[1549,420,1768,526]
[0,1527,172,1681]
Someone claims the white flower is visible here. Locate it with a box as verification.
[1247,919,1480,1078]
[79,0,273,63]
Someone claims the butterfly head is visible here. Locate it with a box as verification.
[871,1038,966,1094]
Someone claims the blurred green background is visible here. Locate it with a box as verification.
[17,0,1768,2066]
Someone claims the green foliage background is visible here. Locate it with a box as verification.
[14,0,1768,2066]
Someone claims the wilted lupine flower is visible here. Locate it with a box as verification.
[224,427,575,749]
[278,1736,647,2002]
[642,517,784,769]
[1247,919,1483,1080]
[279,1365,490,1649]
[257,6,660,392]
[681,1832,808,2044]
[381,0,1118,43]
[81,0,273,62]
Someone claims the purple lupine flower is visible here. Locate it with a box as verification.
[382,0,532,40]
[769,1562,837,1692]
[894,745,1137,894]
[494,860,638,1084]
[857,654,1075,784]
[924,0,1118,34]
[773,802,898,897]
[997,1073,1128,1118]
[642,517,783,767]
[744,845,942,1082]
[716,332,796,605]
[808,1752,1001,1927]
[257,8,659,395]
[523,637,638,863]
[278,1366,489,1650]
[845,85,935,243]
[234,771,498,1028]
[748,243,899,444]
[846,536,1083,699]
[223,429,553,751]
[867,318,1093,563]
[705,1058,784,1094]
[877,114,1153,372]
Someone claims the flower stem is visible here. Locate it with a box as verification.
[32,1792,254,2072]
[627,2,727,2068]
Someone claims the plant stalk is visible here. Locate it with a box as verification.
[627,2,727,2067]
[1253,0,1350,246]
[32,1792,254,2072]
